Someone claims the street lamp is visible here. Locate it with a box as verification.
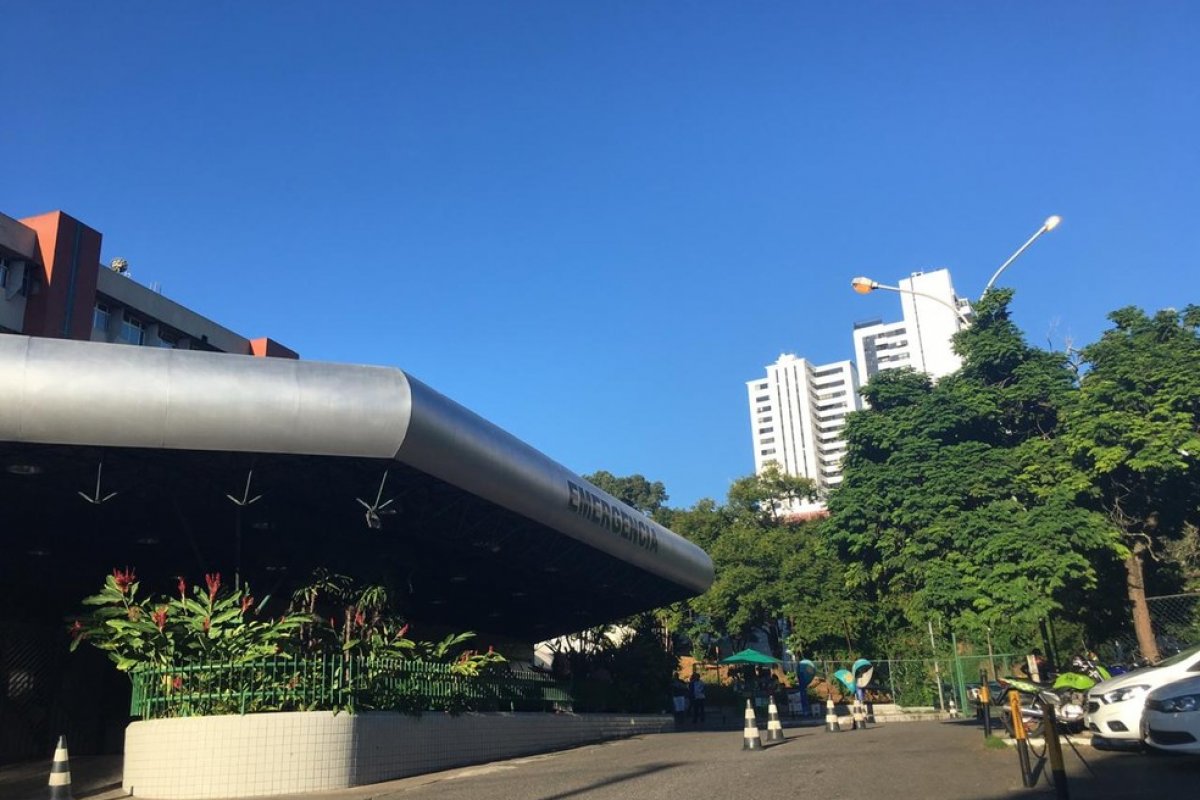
[851,276,971,326]
[851,214,1062,323]
[981,215,1061,296]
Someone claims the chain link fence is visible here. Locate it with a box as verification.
[1098,593,1200,665]
[1148,593,1200,653]
[785,652,1017,714]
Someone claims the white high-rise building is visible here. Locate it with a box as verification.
[745,269,969,511]
[745,355,860,512]
[852,268,972,388]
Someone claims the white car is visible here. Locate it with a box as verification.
[1084,643,1200,749]
[1142,674,1200,753]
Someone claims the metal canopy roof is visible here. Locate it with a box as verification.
[0,335,712,641]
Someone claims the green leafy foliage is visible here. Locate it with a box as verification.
[826,290,1123,644]
[583,470,669,518]
[663,472,859,661]
[621,297,1196,670]
[70,569,309,671]
[71,567,507,717]
[1055,305,1200,660]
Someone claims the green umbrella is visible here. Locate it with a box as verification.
[718,649,782,665]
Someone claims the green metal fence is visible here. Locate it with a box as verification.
[129,656,573,719]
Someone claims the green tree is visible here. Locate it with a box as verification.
[827,290,1122,644]
[667,471,853,660]
[584,470,669,517]
[1057,306,1200,661]
[727,462,819,524]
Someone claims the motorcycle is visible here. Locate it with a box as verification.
[995,655,1111,738]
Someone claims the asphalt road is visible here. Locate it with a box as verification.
[325,720,1198,800]
[5,720,1199,800]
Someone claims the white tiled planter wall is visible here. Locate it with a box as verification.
[123,711,673,798]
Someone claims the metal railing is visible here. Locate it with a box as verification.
[129,655,573,719]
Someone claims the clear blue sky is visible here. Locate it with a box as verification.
[6,2,1198,508]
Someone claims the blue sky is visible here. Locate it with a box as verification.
[6,2,1198,508]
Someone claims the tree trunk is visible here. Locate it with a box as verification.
[1126,546,1160,663]
[766,623,783,661]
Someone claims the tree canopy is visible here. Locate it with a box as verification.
[584,470,669,518]
[826,289,1122,643]
[1054,305,1200,660]
[588,297,1199,669]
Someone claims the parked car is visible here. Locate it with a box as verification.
[1084,643,1200,749]
[1141,674,1200,754]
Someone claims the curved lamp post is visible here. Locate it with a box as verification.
[851,214,1062,325]
[981,215,1061,296]
[851,276,971,326]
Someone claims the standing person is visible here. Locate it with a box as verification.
[689,671,707,724]
[671,676,689,725]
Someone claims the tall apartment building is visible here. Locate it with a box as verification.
[0,209,295,357]
[851,268,971,388]
[745,269,970,511]
[745,355,860,512]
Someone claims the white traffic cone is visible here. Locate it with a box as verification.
[766,696,785,742]
[852,699,866,730]
[825,696,839,733]
[742,699,763,751]
[49,735,73,800]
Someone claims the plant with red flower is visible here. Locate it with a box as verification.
[72,571,312,673]
[204,573,221,603]
[112,567,136,595]
[172,676,183,691]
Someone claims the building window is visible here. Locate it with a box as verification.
[0,260,8,289]
[157,331,178,349]
[119,314,145,345]
[758,426,774,434]
[760,448,777,456]
[93,303,111,332]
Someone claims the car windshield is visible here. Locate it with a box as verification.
[1154,643,1200,668]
